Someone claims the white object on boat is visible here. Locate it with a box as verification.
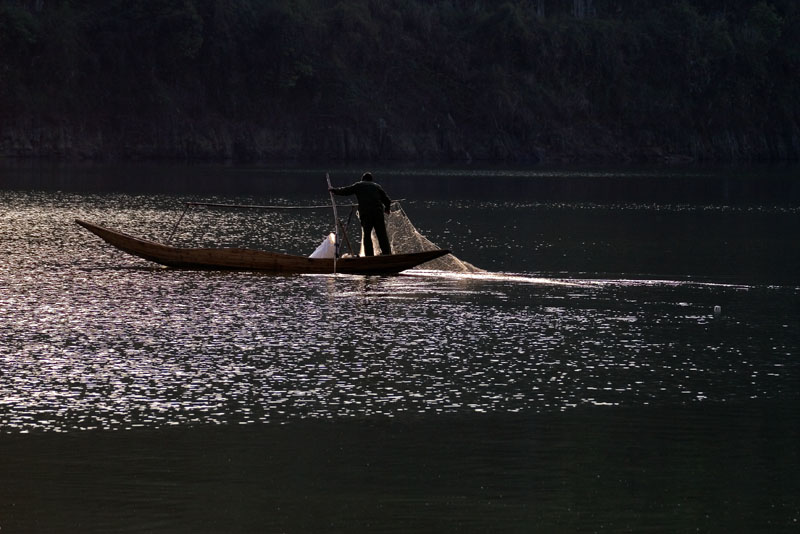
[309,233,337,259]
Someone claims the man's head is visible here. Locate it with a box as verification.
[361,172,373,182]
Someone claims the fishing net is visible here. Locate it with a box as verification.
[357,203,483,273]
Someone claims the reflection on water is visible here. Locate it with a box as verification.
[1,167,799,532]
[1,188,798,432]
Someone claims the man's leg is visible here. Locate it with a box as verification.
[361,221,375,256]
[374,216,392,255]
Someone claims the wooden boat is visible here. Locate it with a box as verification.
[75,219,450,275]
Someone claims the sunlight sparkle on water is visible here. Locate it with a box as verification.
[1,190,798,432]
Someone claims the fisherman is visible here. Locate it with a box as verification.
[328,172,392,256]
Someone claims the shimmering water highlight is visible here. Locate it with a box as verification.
[1,193,797,433]
[1,166,799,533]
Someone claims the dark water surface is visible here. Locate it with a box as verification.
[1,164,798,532]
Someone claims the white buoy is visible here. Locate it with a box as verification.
[713,305,722,315]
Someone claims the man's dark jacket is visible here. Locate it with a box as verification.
[331,181,391,221]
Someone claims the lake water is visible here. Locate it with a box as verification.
[1,163,798,532]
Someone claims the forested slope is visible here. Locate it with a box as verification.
[1,0,798,162]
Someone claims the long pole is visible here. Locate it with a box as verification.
[185,200,404,211]
[185,201,354,210]
[326,173,340,274]
[166,203,190,244]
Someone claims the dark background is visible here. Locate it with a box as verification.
[1,0,799,163]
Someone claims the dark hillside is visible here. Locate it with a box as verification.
[1,0,798,162]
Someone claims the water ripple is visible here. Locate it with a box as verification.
[1,192,798,433]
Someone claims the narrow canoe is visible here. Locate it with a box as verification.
[75,219,450,275]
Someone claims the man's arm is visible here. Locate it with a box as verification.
[328,183,357,196]
[379,187,391,213]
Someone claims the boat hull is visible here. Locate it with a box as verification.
[76,219,450,275]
